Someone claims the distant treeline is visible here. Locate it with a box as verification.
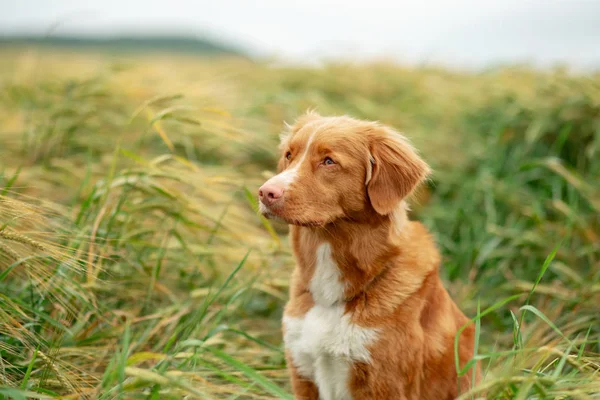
[0,35,246,56]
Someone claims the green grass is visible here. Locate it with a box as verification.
[0,49,599,399]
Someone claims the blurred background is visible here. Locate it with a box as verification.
[0,1,599,399]
[3,0,600,68]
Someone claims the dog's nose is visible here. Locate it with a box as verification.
[259,183,284,206]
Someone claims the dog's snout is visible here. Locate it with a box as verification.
[259,183,284,206]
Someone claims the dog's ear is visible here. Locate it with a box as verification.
[367,126,430,215]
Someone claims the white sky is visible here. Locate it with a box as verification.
[2,0,600,68]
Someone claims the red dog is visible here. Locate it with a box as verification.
[259,112,480,399]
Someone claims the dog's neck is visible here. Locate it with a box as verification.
[290,202,432,305]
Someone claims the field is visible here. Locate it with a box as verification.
[0,48,599,399]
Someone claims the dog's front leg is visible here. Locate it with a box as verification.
[286,352,319,400]
[349,362,412,400]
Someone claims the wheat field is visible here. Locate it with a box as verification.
[0,48,599,399]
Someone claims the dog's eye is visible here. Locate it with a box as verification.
[323,157,335,165]
[285,152,292,160]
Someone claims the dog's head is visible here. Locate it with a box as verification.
[258,112,430,227]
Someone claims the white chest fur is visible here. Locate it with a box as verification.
[283,243,379,400]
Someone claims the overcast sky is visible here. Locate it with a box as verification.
[2,0,600,68]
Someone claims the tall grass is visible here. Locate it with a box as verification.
[0,50,599,399]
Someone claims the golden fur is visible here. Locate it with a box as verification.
[259,112,480,399]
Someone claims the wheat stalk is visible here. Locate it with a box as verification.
[0,229,47,252]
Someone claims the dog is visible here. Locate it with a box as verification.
[258,112,480,400]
